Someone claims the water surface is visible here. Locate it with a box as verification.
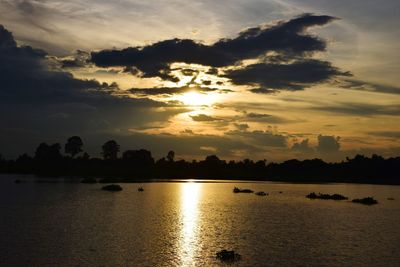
[1,175,399,266]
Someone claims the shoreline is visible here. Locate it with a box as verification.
[3,173,400,186]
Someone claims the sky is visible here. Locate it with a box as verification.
[0,0,399,161]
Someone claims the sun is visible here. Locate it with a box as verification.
[178,91,216,106]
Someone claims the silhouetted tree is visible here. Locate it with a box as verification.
[156,157,167,164]
[81,152,90,160]
[16,153,32,163]
[167,150,175,162]
[371,154,384,161]
[205,155,221,162]
[64,136,83,158]
[1,141,399,184]
[102,140,120,160]
[122,149,154,165]
[255,160,267,167]
[34,143,62,161]
[0,154,5,171]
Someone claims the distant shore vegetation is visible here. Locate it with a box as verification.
[0,136,399,184]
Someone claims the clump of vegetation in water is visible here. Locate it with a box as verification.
[306,192,348,200]
[216,250,241,262]
[81,177,97,183]
[255,191,267,196]
[233,187,254,193]
[101,184,122,191]
[352,197,378,205]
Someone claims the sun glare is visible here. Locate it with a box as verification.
[178,91,216,106]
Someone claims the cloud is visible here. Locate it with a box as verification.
[291,139,313,152]
[312,102,400,116]
[58,50,90,68]
[226,130,288,147]
[249,88,277,94]
[91,14,341,89]
[225,59,350,91]
[180,129,194,134]
[101,131,261,160]
[317,135,340,153]
[245,112,294,124]
[367,131,400,139]
[128,86,222,96]
[341,79,400,95]
[190,114,220,122]
[0,25,187,157]
[180,68,199,76]
[0,25,113,104]
[233,123,249,131]
[200,146,218,153]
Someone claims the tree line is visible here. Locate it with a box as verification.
[0,136,399,184]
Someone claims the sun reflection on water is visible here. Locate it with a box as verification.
[179,182,202,266]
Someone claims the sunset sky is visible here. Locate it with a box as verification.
[0,0,399,161]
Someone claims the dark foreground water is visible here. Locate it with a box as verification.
[0,175,399,267]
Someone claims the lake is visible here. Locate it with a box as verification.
[0,175,399,266]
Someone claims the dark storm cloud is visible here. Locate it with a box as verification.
[0,25,111,104]
[0,25,167,107]
[59,58,84,68]
[0,25,186,157]
[91,14,338,82]
[226,59,350,91]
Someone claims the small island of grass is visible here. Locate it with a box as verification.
[101,184,123,192]
[306,192,348,200]
[216,250,241,262]
[352,197,378,205]
[233,187,254,193]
